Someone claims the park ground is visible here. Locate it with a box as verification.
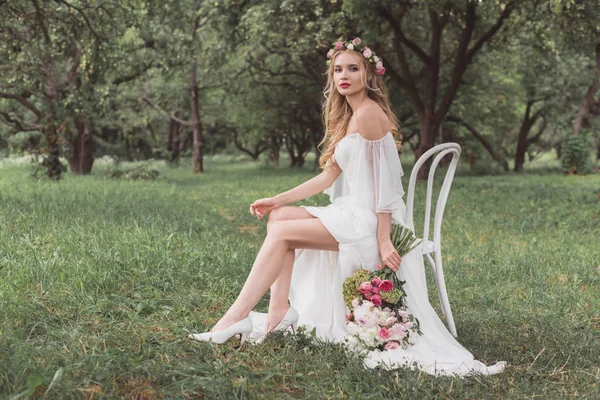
[0,153,599,399]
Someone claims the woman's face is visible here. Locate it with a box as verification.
[333,51,365,96]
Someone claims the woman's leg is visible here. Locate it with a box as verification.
[265,207,315,332]
[211,213,338,332]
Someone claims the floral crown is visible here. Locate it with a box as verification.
[326,37,385,75]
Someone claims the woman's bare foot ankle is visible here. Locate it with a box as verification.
[264,305,290,334]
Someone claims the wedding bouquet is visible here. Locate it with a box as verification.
[342,225,422,351]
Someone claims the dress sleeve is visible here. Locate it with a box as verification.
[350,133,407,225]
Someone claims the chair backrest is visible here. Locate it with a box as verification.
[405,143,461,253]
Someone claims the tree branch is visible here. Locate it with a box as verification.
[447,115,509,170]
[378,6,432,64]
[466,1,518,64]
[0,91,43,118]
[55,0,103,40]
[142,97,193,127]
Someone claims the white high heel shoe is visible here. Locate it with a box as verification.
[272,306,299,333]
[188,317,253,344]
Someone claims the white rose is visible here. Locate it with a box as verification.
[347,43,354,50]
[346,322,359,335]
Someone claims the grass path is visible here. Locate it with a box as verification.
[0,158,599,399]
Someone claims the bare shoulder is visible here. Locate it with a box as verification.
[354,103,392,141]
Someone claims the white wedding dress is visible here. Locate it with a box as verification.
[248,132,505,376]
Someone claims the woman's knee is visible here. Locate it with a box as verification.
[267,207,288,225]
[266,221,289,245]
[267,207,309,231]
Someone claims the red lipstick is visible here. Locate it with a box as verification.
[340,83,351,89]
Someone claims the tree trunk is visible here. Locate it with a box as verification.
[168,119,181,164]
[380,2,517,180]
[573,30,600,135]
[69,116,94,174]
[190,59,203,173]
[414,115,438,178]
[45,123,63,180]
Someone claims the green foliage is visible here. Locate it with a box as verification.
[342,269,372,309]
[561,133,593,174]
[104,164,161,181]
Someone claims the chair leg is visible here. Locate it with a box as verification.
[434,252,457,337]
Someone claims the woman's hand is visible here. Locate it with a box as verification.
[378,239,402,272]
[249,197,280,220]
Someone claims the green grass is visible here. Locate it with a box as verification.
[0,156,599,399]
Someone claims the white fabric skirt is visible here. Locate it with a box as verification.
[248,196,505,376]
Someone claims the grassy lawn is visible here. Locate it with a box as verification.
[0,155,599,399]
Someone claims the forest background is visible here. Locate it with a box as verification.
[1,0,599,177]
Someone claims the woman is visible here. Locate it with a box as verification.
[190,38,505,376]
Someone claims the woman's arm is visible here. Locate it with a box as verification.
[274,163,341,207]
[376,213,402,272]
[250,162,342,219]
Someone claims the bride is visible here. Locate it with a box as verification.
[189,38,505,376]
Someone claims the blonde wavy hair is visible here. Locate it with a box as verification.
[318,49,401,169]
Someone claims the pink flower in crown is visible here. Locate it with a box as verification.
[352,37,362,46]
[362,47,372,58]
[335,41,343,50]
[371,277,382,287]
[375,61,383,70]
[378,327,390,340]
[371,294,382,307]
[379,280,393,292]
[327,49,334,59]
[385,341,401,350]
[377,67,386,75]
[359,282,373,295]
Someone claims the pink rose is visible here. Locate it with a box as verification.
[378,327,390,340]
[346,313,353,323]
[363,291,373,300]
[352,37,362,46]
[385,341,401,350]
[399,310,409,320]
[327,49,334,59]
[390,324,408,339]
[402,321,415,330]
[335,41,343,50]
[371,277,382,287]
[377,263,383,270]
[379,280,393,292]
[371,295,382,307]
[359,282,373,294]
[376,67,386,76]
[362,47,372,58]
[372,286,380,295]
[375,61,383,70]
[384,316,397,327]
[351,297,360,308]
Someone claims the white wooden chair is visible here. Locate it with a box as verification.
[405,143,461,337]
